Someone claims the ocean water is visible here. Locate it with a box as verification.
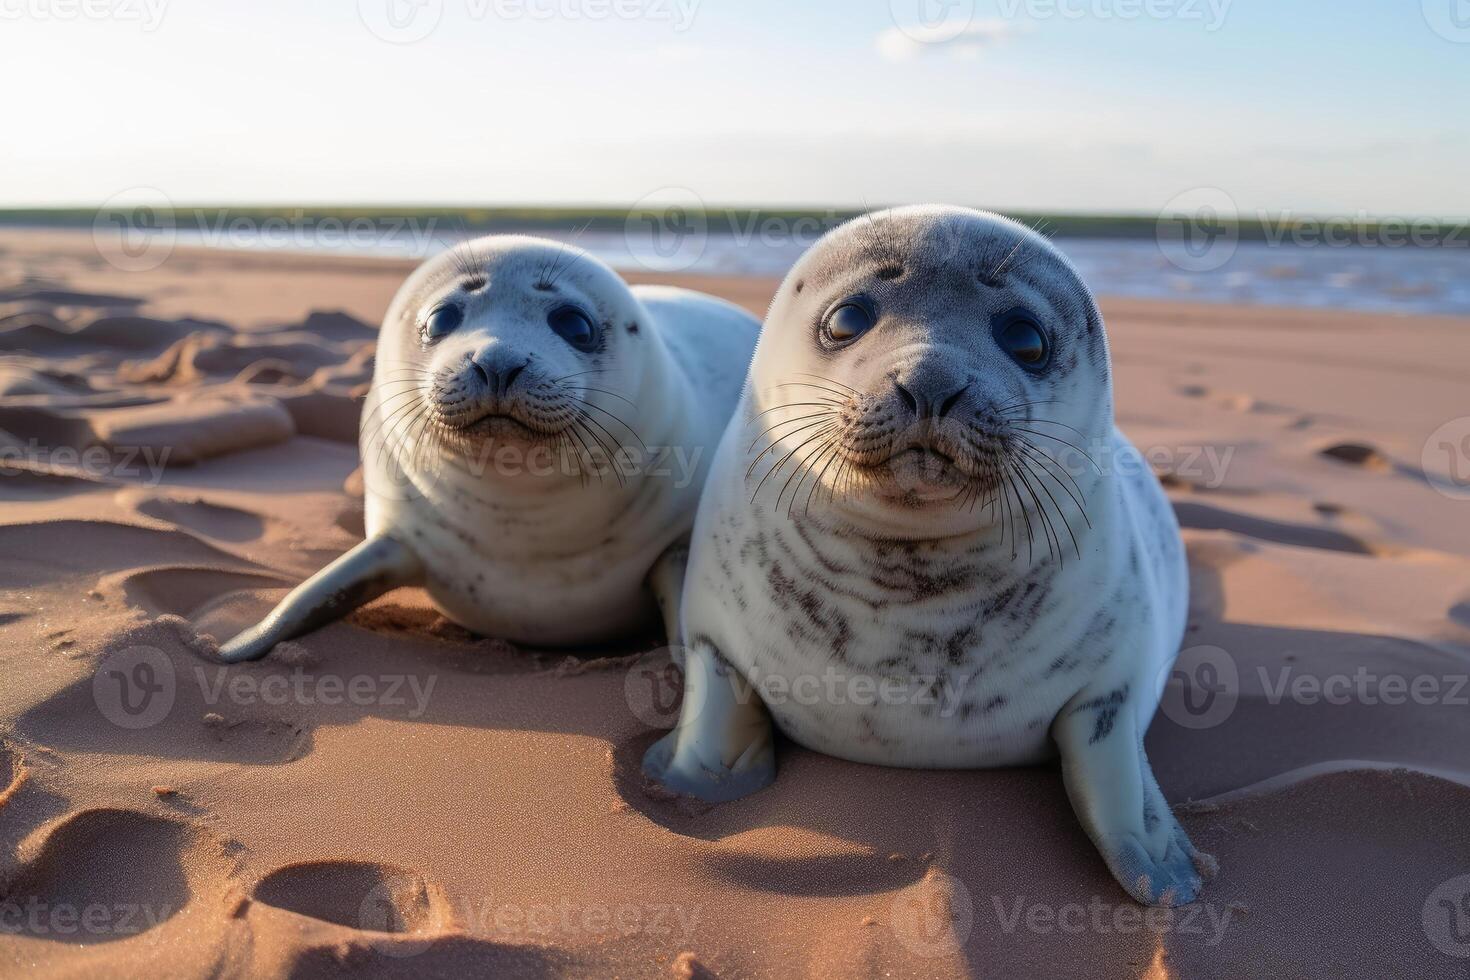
[163,224,1470,317]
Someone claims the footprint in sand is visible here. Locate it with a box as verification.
[126,494,267,543]
[1319,441,1392,472]
[1,808,233,944]
[0,521,251,587]
[1173,501,1375,555]
[0,742,25,806]
[112,567,293,621]
[252,860,449,934]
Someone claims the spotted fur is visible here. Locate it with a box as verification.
[682,207,1189,766]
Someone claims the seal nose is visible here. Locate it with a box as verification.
[892,378,969,420]
[470,349,529,400]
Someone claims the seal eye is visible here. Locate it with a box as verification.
[548,305,599,352]
[823,297,876,345]
[992,311,1051,370]
[423,303,463,341]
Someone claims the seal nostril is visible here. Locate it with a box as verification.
[469,361,489,387]
[503,361,527,394]
[936,384,968,419]
[893,381,919,415]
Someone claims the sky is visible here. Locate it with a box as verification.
[1,0,1467,217]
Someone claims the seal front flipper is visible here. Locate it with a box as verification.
[1053,682,1209,907]
[642,637,775,802]
[646,542,690,660]
[217,534,424,663]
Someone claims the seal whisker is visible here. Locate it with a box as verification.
[752,401,842,419]
[1005,426,1101,472]
[1009,438,1093,529]
[1006,451,1063,566]
[572,415,623,487]
[1013,445,1083,559]
[774,426,841,517]
[745,416,835,480]
[745,410,836,455]
[564,385,640,410]
[575,399,649,452]
[749,422,838,508]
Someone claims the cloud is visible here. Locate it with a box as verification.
[876,19,1020,62]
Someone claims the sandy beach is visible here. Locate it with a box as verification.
[2,230,1469,979]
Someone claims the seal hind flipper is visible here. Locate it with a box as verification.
[217,534,424,663]
[642,638,775,802]
[1053,683,1208,907]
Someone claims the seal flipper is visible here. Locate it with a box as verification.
[642,637,775,803]
[1053,682,1209,907]
[646,542,689,663]
[217,534,424,663]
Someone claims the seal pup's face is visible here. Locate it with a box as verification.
[750,206,1112,545]
[372,235,649,484]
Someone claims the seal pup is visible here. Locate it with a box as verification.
[644,206,1204,906]
[219,235,759,661]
